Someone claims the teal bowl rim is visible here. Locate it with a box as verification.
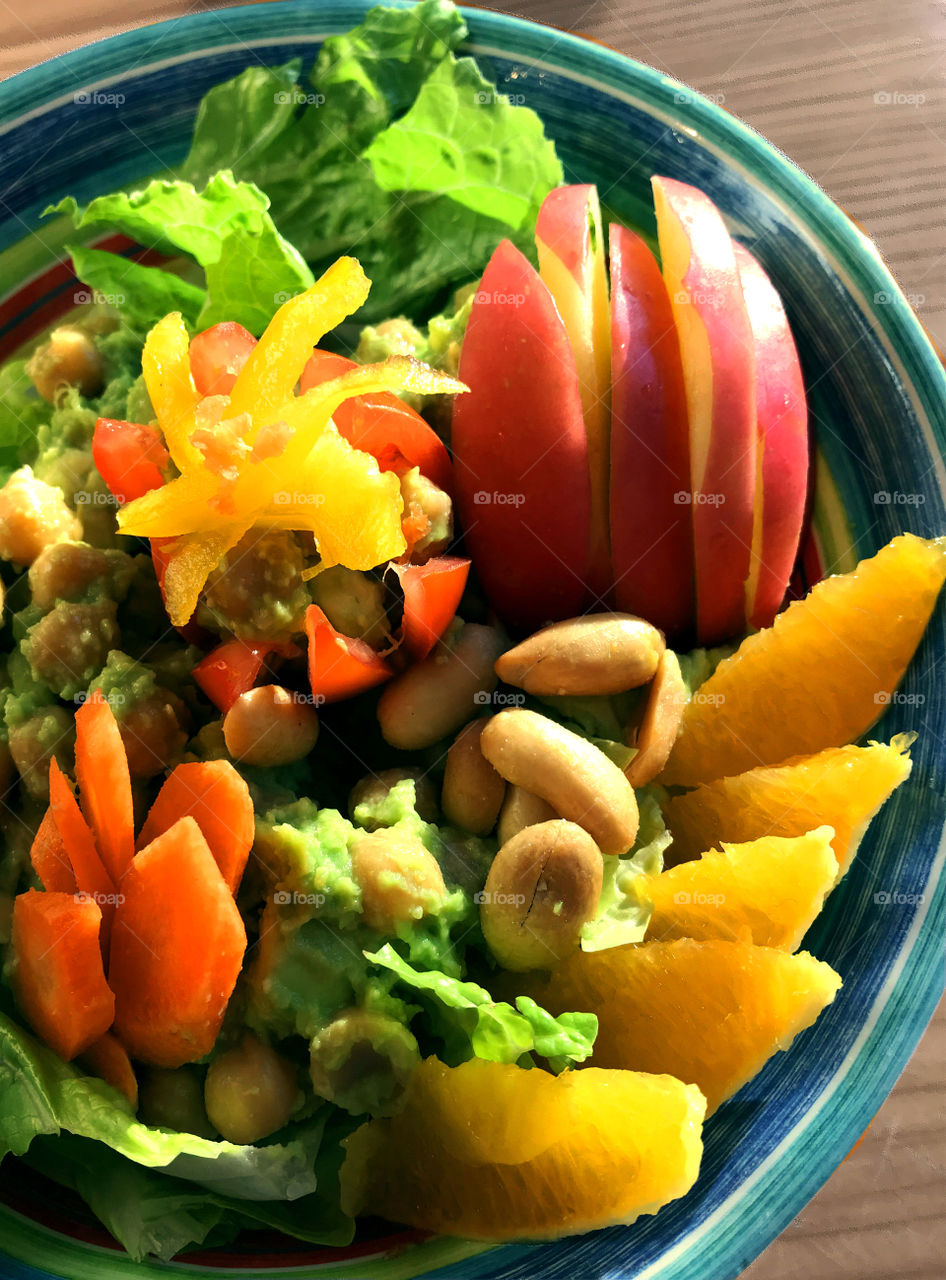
[0,4,943,1279]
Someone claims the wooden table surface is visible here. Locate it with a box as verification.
[1,2,944,1278]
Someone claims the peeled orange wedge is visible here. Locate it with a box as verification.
[525,939,841,1113]
[661,533,946,786]
[340,1057,706,1239]
[644,827,838,951]
[665,736,913,875]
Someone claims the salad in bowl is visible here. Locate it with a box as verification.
[0,0,942,1265]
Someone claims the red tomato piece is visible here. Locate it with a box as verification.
[189,322,257,397]
[391,557,470,659]
[300,348,454,494]
[193,638,299,713]
[305,604,392,704]
[92,418,168,505]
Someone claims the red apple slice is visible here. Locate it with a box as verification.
[652,176,757,645]
[608,224,694,639]
[536,185,612,602]
[733,242,809,629]
[452,239,591,631]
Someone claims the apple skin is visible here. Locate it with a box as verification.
[452,239,592,631]
[536,185,612,603]
[608,224,694,639]
[652,175,757,645]
[734,242,809,630]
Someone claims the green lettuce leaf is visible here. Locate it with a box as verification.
[68,245,206,329]
[0,1011,319,1201]
[50,172,313,335]
[365,944,596,1072]
[0,359,46,481]
[179,0,561,321]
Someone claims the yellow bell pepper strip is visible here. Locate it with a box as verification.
[141,312,204,472]
[159,522,255,629]
[227,257,371,429]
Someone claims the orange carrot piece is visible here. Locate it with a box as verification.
[11,889,115,1061]
[80,1031,139,1109]
[136,760,254,894]
[109,816,246,1068]
[48,758,118,951]
[30,808,77,894]
[75,690,135,885]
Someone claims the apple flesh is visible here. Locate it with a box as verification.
[452,239,592,631]
[608,224,694,639]
[652,176,757,645]
[536,185,612,603]
[733,242,809,629]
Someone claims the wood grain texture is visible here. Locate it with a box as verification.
[0,2,943,1277]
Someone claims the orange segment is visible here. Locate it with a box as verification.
[661,534,946,786]
[665,736,913,877]
[340,1057,705,1240]
[645,827,838,951]
[525,938,841,1113]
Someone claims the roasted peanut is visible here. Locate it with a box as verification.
[377,623,505,750]
[223,685,319,767]
[26,326,104,403]
[349,767,439,827]
[309,1009,420,1116]
[441,719,506,835]
[204,1033,300,1144]
[495,612,665,696]
[496,784,557,845]
[480,709,639,856]
[480,820,603,971]
[625,649,687,788]
[350,826,447,934]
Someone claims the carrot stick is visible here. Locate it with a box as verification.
[110,816,246,1068]
[80,1031,139,1109]
[30,807,77,894]
[136,760,254,894]
[11,889,115,1061]
[74,690,135,885]
[48,758,118,952]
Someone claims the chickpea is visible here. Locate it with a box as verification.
[349,826,446,934]
[495,613,665,696]
[480,820,603,971]
[497,784,558,845]
[223,685,319,767]
[8,707,75,801]
[28,541,132,612]
[22,600,120,700]
[138,1065,217,1138]
[441,719,505,836]
[204,1033,300,1145]
[399,468,453,563]
[480,709,639,857]
[120,688,189,779]
[377,623,505,750]
[26,326,104,403]
[201,529,309,641]
[349,767,439,827]
[625,649,687,788]
[310,566,391,648]
[309,1008,419,1116]
[0,467,81,567]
